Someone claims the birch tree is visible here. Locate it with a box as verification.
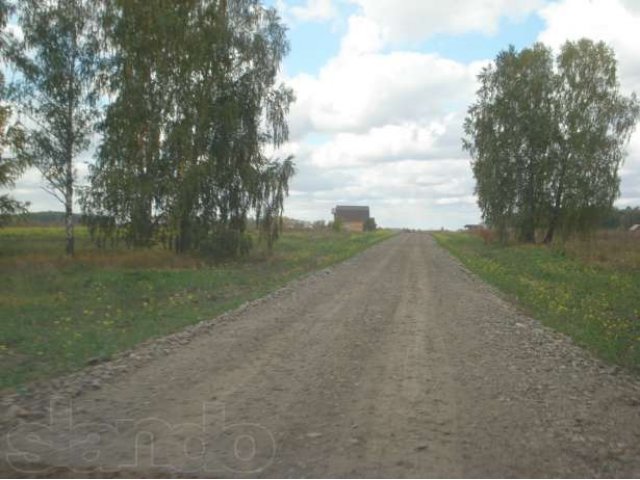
[12,0,101,255]
[86,0,295,257]
[464,39,639,243]
[544,39,640,242]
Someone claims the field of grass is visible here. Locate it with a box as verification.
[560,230,640,270]
[0,227,394,391]
[433,231,640,371]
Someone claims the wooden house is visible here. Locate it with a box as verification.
[332,205,370,232]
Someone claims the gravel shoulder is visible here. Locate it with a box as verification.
[2,233,640,477]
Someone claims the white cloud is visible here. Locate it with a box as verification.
[288,50,481,139]
[538,0,640,94]
[618,127,640,207]
[348,0,543,42]
[309,116,462,168]
[339,15,386,56]
[285,157,479,228]
[621,0,640,14]
[281,0,640,228]
[435,195,476,206]
[277,5,493,227]
[289,0,337,22]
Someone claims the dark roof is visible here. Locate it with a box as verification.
[334,205,370,222]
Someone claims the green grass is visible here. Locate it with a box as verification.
[433,232,640,371]
[0,227,394,391]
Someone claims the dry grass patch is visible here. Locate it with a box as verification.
[559,230,640,270]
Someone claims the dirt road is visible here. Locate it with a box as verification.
[3,233,640,477]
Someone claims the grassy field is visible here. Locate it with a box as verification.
[433,231,640,371]
[560,230,640,271]
[0,227,394,391]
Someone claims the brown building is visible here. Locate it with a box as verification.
[332,205,370,232]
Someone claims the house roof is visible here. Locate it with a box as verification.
[334,205,370,222]
[630,224,640,232]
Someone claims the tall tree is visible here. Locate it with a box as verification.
[12,0,102,254]
[82,1,174,247]
[0,0,28,226]
[544,39,640,242]
[464,39,639,243]
[464,44,556,242]
[86,0,295,257]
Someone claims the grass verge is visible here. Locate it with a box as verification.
[433,232,640,371]
[0,228,394,391]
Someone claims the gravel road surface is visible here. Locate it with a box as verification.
[3,233,640,477]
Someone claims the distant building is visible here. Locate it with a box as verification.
[630,224,640,232]
[332,205,370,232]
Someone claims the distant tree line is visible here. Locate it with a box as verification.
[464,39,640,244]
[1,0,294,258]
[600,206,640,230]
[6,210,83,226]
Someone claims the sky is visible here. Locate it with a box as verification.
[8,0,640,229]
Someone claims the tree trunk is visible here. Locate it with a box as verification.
[522,223,536,243]
[65,27,76,257]
[176,217,191,254]
[64,98,74,256]
[65,162,74,256]
[545,155,568,245]
[523,158,537,243]
[544,198,562,244]
[543,214,557,244]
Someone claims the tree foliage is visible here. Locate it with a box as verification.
[0,104,28,226]
[363,217,377,231]
[0,0,29,226]
[464,39,640,243]
[83,0,295,257]
[11,0,102,254]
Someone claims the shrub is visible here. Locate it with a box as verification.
[363,218,377,232]
[471,227,495,245]
[199,228,253,260]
